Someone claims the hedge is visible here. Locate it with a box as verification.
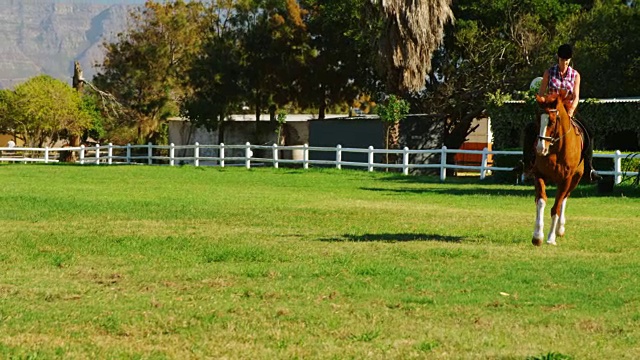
[487,91,640,151]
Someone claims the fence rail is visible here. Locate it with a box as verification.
[1,142,638,185]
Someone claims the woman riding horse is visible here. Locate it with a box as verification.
[524,44,602,183]
[532,91,584,246]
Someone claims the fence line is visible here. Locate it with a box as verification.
[1,143,638,185]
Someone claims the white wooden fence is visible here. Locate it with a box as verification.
[1,142,638,185]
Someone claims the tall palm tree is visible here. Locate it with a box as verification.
[371,0,454,166]
[373,0,454,93]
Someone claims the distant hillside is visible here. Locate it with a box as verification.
[0,2,135,89]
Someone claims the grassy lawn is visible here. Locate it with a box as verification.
[0,164,639,359]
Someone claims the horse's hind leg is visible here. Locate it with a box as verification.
[547,184,571,245]
[556,173,581,237]
[556,198,567,237]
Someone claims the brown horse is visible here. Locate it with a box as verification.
[532,92,584,246]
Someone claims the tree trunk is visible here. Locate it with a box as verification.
[269,104,276,122]
[255,96,262,122]
[60,60,85,163]
[72,60,84,93]
[443,112,480,176]
[383,120,400,169]
[318,102,326,120]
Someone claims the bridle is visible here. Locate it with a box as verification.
[537,108,573,146]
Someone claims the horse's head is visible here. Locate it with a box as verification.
[534,92,570,156]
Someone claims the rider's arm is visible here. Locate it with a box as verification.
[568,72,581,118]
[538,70,550,97]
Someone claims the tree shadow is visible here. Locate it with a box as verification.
[319,233,464,243]
[372,172,640,198]
[359,186,534,197]
[361,183,640,198]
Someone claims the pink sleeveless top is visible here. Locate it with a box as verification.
[548,64,577,96]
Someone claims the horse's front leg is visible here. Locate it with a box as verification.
[547,184,570,245]
[532,177,547,246]
[556,171,582,238]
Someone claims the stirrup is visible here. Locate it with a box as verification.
[589,170,602,183]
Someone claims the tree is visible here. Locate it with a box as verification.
[186,0,317,143]
[233,0,312,121]
[412,0,584,169]
[559,1,640,98]
[370,0,454,94]
[5,75,92,147]
[182,0,240,143]
[360,0,454,163]
[0,90,15,136]
[297,0,380,119]
[376,94,410,166]
[94,0,210,144]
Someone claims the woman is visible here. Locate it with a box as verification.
[524,44,601,182]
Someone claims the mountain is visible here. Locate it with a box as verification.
[0,1,137,89]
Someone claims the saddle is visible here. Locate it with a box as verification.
[571,118,585,152]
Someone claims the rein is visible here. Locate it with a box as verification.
[537,109,574,146]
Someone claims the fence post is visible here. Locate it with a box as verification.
[95,144,100,165]
[245,142,252,169]
[303,143,309,169]
[148,142,153,165]
[440,146,447,182]
[615,150,622,184]
[107,143,113,165]
[367,146,374,172]
[273,143,279,169]
[126,143,131,164]
[44,147,49,164]
[79,145,85,165]
[220,143,225,168]
[402,147,409,175]
[170,143,175,166]
[480,147,489,180]
[194,142,200,167]
[336,144,342,170]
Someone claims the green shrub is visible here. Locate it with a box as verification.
[488,91,640,151]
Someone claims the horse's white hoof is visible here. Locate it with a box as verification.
[546,240,557,246]
[556,227,565,237]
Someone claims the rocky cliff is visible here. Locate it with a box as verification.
[0,2,133,89]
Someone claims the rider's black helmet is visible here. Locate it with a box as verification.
[557,44,573,59]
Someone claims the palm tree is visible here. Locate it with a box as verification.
[373,0,454,93]
[371,0,454,166]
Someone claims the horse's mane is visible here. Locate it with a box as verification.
[536,90,570,114]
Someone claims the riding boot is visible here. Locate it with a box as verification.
[583,138,602,183]
[574,117,602,183]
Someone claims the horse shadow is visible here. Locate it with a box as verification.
[318,233,464,243]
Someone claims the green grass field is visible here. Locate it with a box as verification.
[1,165,639,359]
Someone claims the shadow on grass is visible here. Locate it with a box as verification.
[360,186,533,197]
[319,233,464,243]
[373,172,640,198]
